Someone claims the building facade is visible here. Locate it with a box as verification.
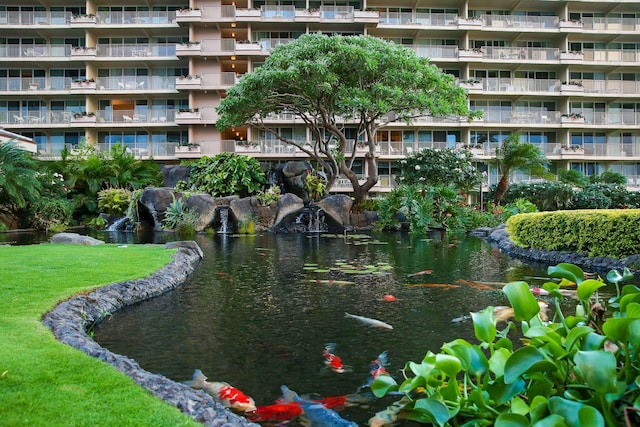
[2,0,640,192]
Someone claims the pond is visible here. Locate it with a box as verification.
[90,231,552,426]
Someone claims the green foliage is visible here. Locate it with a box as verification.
[397,148,481,194]
[255,185,281,206]
[0,140,42,212]
[571,190,612,210]
[574,183,635,209]
[590,170,627,185]
[373,263,639,427]
[376,185,434,234]
[304,173,327,201]
[507,209,640,258]
[47,142,161,221]
[89,215,108,230]
[126,189,144,223]
[162,197,198,235]
[28,198,72,231]
[558,168,587,187]
[186,153,266,198]
[355,198,381,212]
[493,133,551,205]
[237,215,257,234]
[97,188,132,216]
[502,198,538,220]
[216,33,477,203]
[496,181,575,211]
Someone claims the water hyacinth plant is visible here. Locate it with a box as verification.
[372,263,640,426]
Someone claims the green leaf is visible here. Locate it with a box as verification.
[606,269,623,284]
[573,351,617,394]
[412,398,451,426]
[576,279,606,301]
[495,413,529,427]
[504,346,557,384]
[487,377,526,405]
[548,263,584,284]
[532,414,568,427]
[547,396,604,427]
[503,281,540,322]
[435,354,462,377]
[468,346,489,376]
[472,306,497,343]
[371,374,398,397]
[565,326,594,352]
[489,347,512,378]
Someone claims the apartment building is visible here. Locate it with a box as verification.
[2,0,640,192]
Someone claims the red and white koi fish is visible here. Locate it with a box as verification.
[360,351,390,390]
[323,343,351,374]
[246,403,303,422]
[345,312,393,329]
[185,369,256,412]
[407,269,433,277]
[531,287,578,298]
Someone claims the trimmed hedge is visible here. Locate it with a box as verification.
[507,209,640,258]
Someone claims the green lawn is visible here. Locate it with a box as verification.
[0,243,200,427]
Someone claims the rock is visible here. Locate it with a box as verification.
[162,165,190,188]
[315,194,353,230]
[138,187,178,231]
[50,232,105,245]
[184,194,236,232]
[272,193,305,229]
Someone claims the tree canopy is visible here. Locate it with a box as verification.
[217,33,478,203]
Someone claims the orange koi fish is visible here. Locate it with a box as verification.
[455,279,495,291]
[246,403,302,422]
[407,269,433,277]
[405,283,461,289]
[381,294,397,302]
[323,343,352,374]
[185,369,256,412]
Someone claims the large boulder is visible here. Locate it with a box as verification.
[50,232,104,245]
[272,193,305,230]
[138,187,177,231]
[279,161,312,201]
[161,165,190,188]
[229,197,278,231]
[314,194,353,230]
[185,194,237,232]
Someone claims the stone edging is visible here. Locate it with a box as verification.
[472,225,638,275]
[42,241,259,427]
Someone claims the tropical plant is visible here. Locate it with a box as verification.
[496,181,575,212]
[590,170,627,185]
[492,133,550,205]
[304,173,327,201]
[162,196,198,235]
[97,188,132,216]
[372,263,640,427]
[501,198,538,221]
[237,214,257,234]
[375,185,434,234]
[255,185,281,206]
[28,198,72,231]
[186,153,266,198]
[216,33,478,205]
[558,168,587,187]
[0,141,42,217]
[398,148,481,195]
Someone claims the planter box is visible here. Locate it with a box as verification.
[175,145,201,154]
[560,116,585,124]
[561,84,584,94]
[176,44,201,55]
[457,18,483,29]
[560,52,584,62]
[459,50,483,59]
[235,145,261,153]
[175,76,202,89]
[71,47,96,57]
[561,148,585,155]
[71,115,97,123]
[460,82,483,93]
[70,81,97,90]
[175,111,201,122]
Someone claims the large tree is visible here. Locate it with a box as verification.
[0,140,41,216]
[493,133,550,205]
[216,33,478,204]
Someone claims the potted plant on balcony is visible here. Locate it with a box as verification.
[70,78,96,89]
[175,141,201,153]
[71,111,96,122]
[560,112,584,123]
[235,140,260,152]
[176,108,201,120]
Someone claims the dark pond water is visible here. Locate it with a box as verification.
[85,230,553,426]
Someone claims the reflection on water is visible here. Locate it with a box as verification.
[90,231,550,426]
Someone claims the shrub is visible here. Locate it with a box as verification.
[372,263,640,427]
[256,185,282,206]
[304,173,326,201]
[28,198,72,231]
[398,148,480,194]
[97,188,132,216]
[162,197,198,235]
[354,198,381,212]
[507,209,640,258]
[187,153,266,197]
[495,181,574,211]
[571,190,612,209]
[573,183,633,209]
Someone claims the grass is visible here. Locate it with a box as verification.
[0,243,200,427]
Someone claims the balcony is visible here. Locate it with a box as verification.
[96,76,176,91]
[482,46,560,62]
[471,110,561,125]
[0,77,73,93]
[411,45,459,60]
[582,79,640,95]
[95,109,175,124]
[95,10,177,25]
[0,10,72,25]
[482,14,559,30]
[480,78,562,93]
[379,11,457,27]
[175,75,202,90]
[583,49,640,64]
[175,8,202,22]
[1,44,72,59]
[199,72,239,90]
[176,42,202,56]
[583,17,640,32]
[95,43,176,58]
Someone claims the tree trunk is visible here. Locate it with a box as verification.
[494,174,510,205]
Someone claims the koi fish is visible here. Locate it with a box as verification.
[405,283,460,289]
[381,294,397,301]
[280,386,358,427]
[407,269,433,277]
[323,343,351,374]
[368,397,410,427]
[246,403,302,422]
[216,272,234,281]
[361,351,390,389]
[185,369,256,412]
[455,279,495,291]
[453,301,549,324]
[345,312,393,329]
[531,287,578,298]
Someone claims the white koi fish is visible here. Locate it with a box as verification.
[345,312,393,330]
[185,369,256,412]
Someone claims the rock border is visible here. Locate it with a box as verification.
[42,240,258,427]
[472,225,638,275]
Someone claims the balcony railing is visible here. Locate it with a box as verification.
[481,14,559,29]
[319,6,354,21]
[482,46,560,61]
[95,76,176,91]
[480,78,562,93]
[95,11,176,24]
[583,49,640,63]
[379,11,457,26]
[471,110,562,124]
[0,77,75,92]
[95,43,176,57]
[582,17,640,32]
[95,109,176,124]
[0,10,72,25]
[410,45,459,59]
[0,44,72,58]
[582,79,640,94]
[261,5,295,19]
[200,72,239,89]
